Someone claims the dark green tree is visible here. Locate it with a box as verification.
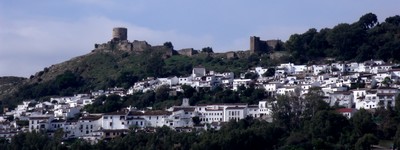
[355,134,379,150]
[155,85,170,102]
[201,47,214,53]
[263,68,275,77]
[163,41,173,49]
[351,109,377,137]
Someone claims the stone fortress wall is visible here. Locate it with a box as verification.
[94,27,151,52]
[94,27,281,58]
[250,36,281,54]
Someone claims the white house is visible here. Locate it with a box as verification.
[142,110,172,127]
[192,67,206,78]
[355,90,378,109]
[313,65,328,75]
[29,115,54,132]
[197,105,224,124]
[101,111,128,130]
[178,76,193,85]
[247,105,259,118]
[337,108,357,119]
[76,115,102,137]
[258,101,272,117]
[224,106,246,122]
[263,82,283,96]
[158,76,179,87]
[232,79,252,91]
[328,91,353,108]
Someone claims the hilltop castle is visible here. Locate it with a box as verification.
[94,27,174,57]
[94,27,152,52]
[94,27,281,58]
[250,36,282,54]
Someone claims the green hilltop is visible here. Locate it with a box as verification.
[1,13,400,110]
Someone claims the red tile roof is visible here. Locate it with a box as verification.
[337,108,355,113]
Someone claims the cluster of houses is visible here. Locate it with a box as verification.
[1,59,400,143]
[0,95,272,143]
[130,60,400,112]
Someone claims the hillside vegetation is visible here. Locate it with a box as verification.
[284,13,400,64]
[1,13,400,110]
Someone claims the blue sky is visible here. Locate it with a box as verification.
[1,0,399,77]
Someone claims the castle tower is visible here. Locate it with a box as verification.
[112,27,128,41]
[250,36,260,54]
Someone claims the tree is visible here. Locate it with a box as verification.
[192,116,201,125]
[54,70,84,90]
[351,109,377,137]
[396,95,400,114]
[163,42,173,49]
[385,15,400,26]
[394,125,400,149]
[358,13,378,29]
[263,68,275,77]
[355,134,379,150]
[309,110,349,144]
[182,85,196,98]
[116,71,138,89]
[103,94,123,112]
[144,52,165,77]
[326,23,359,60]
[271,95,303,130]
[16,120,29,127]
[10,131,51,150]
[155,85,170,102]
[381,77,392,87]
[70,139,93,150]
[244,72,258,80]
[201,47,214,53]
[302,87,330,119]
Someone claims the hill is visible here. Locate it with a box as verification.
[0,77,26,101]
[1,13,400,111]
[0,37,270,110]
